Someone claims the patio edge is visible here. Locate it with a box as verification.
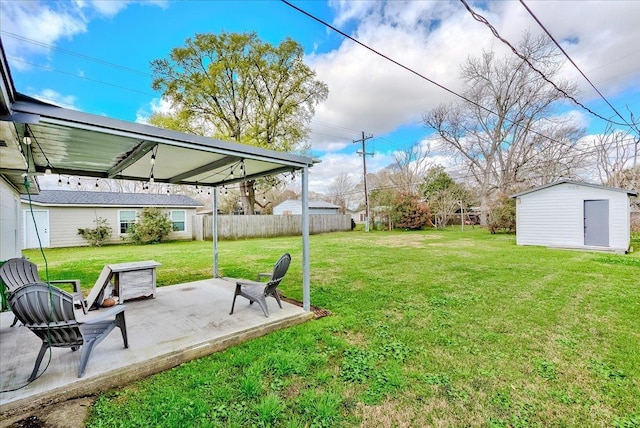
[0,310,314,420]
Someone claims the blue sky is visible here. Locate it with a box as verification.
[1,0,639,193]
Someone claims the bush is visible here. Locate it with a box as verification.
[77,217,113,246]
[127,207,174,244]
[391,193,433,230]
[488,195,516,234]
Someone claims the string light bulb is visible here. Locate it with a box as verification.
[45,165,52,175]
[150,154,156,165]
[23,129,31,145]
[57,176,62,187]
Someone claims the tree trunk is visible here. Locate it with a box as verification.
[240,181,256,215]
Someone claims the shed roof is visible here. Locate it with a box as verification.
[510,179,638,198]
[275,199,340,209]
[21,190,202,208]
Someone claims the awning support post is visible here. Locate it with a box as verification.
[213,187,219,278]
[302,166,310,311]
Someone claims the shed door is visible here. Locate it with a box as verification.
[584,200,609,247]
[24,209,50,248]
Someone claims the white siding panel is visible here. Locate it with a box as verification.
[516,182,633,251]
[0,178,21,259]
[273,200,301,215]
[19,204,197,248]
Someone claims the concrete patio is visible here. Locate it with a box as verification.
[0,279,313,420]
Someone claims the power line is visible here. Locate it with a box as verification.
[7,56,157,97]
[518,0,635,130]
[279,0,603,158]
[1,31,151,77]
[458,0,629,128]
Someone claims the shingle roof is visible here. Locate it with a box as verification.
[21,190,202,207]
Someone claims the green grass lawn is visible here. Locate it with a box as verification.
[23,228,640,427]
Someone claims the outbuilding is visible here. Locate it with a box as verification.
[273,199,340,215]
[510,180,638,253]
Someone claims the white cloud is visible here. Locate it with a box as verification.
[32,89,78,109]
[303,0,639,189]
[0,0,167,69]
[0,1,87,66]
[135,97,173,124]
[308,151,393,194]
[306,1,639,143]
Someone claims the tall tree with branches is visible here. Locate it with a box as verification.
[423,32,584,225]
[327,172,356,214]
[150,32,328,214]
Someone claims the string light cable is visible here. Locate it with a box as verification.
[1,135,55,393]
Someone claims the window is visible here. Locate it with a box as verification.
[119,210,137,234]
[170,210,186,232]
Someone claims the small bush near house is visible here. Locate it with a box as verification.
[77,217,113,247]
[488,195,516,234]
[126,207,174,244]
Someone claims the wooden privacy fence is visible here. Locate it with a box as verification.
[192,214,352,240]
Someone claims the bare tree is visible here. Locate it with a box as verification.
[327,172,356,214]
[423,33,584,224]
[388,142,433,194]
[590,122,637,188]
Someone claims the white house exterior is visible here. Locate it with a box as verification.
[20,190,202,248]
[511,180,638,253]
[1,177,22,260]
[273,199,340,215]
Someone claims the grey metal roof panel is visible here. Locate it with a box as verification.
[275,199,340,209]
[510,179,638,198]
[21,190,202,207]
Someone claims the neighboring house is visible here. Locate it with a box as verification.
[273,199,340,215]
[351,209,366,224]
[510,180,638,253]
[20,190,202,248]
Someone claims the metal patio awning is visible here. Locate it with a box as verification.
[1,94,314,193]
[0,38,313,311]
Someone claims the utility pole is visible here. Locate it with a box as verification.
[354,131,373,232]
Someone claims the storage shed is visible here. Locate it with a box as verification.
[273,199,340,215]
[510,180,638,253]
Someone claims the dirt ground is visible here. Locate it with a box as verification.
[0,397,94,428]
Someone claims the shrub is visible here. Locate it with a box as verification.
[77,217,113,246]
[488,195,516,234]
[126,207,174,244]
[391,192,433,230]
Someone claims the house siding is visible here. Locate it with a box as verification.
[1,178,21,260]
[20,204,197,248]
[515,182,632,251]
